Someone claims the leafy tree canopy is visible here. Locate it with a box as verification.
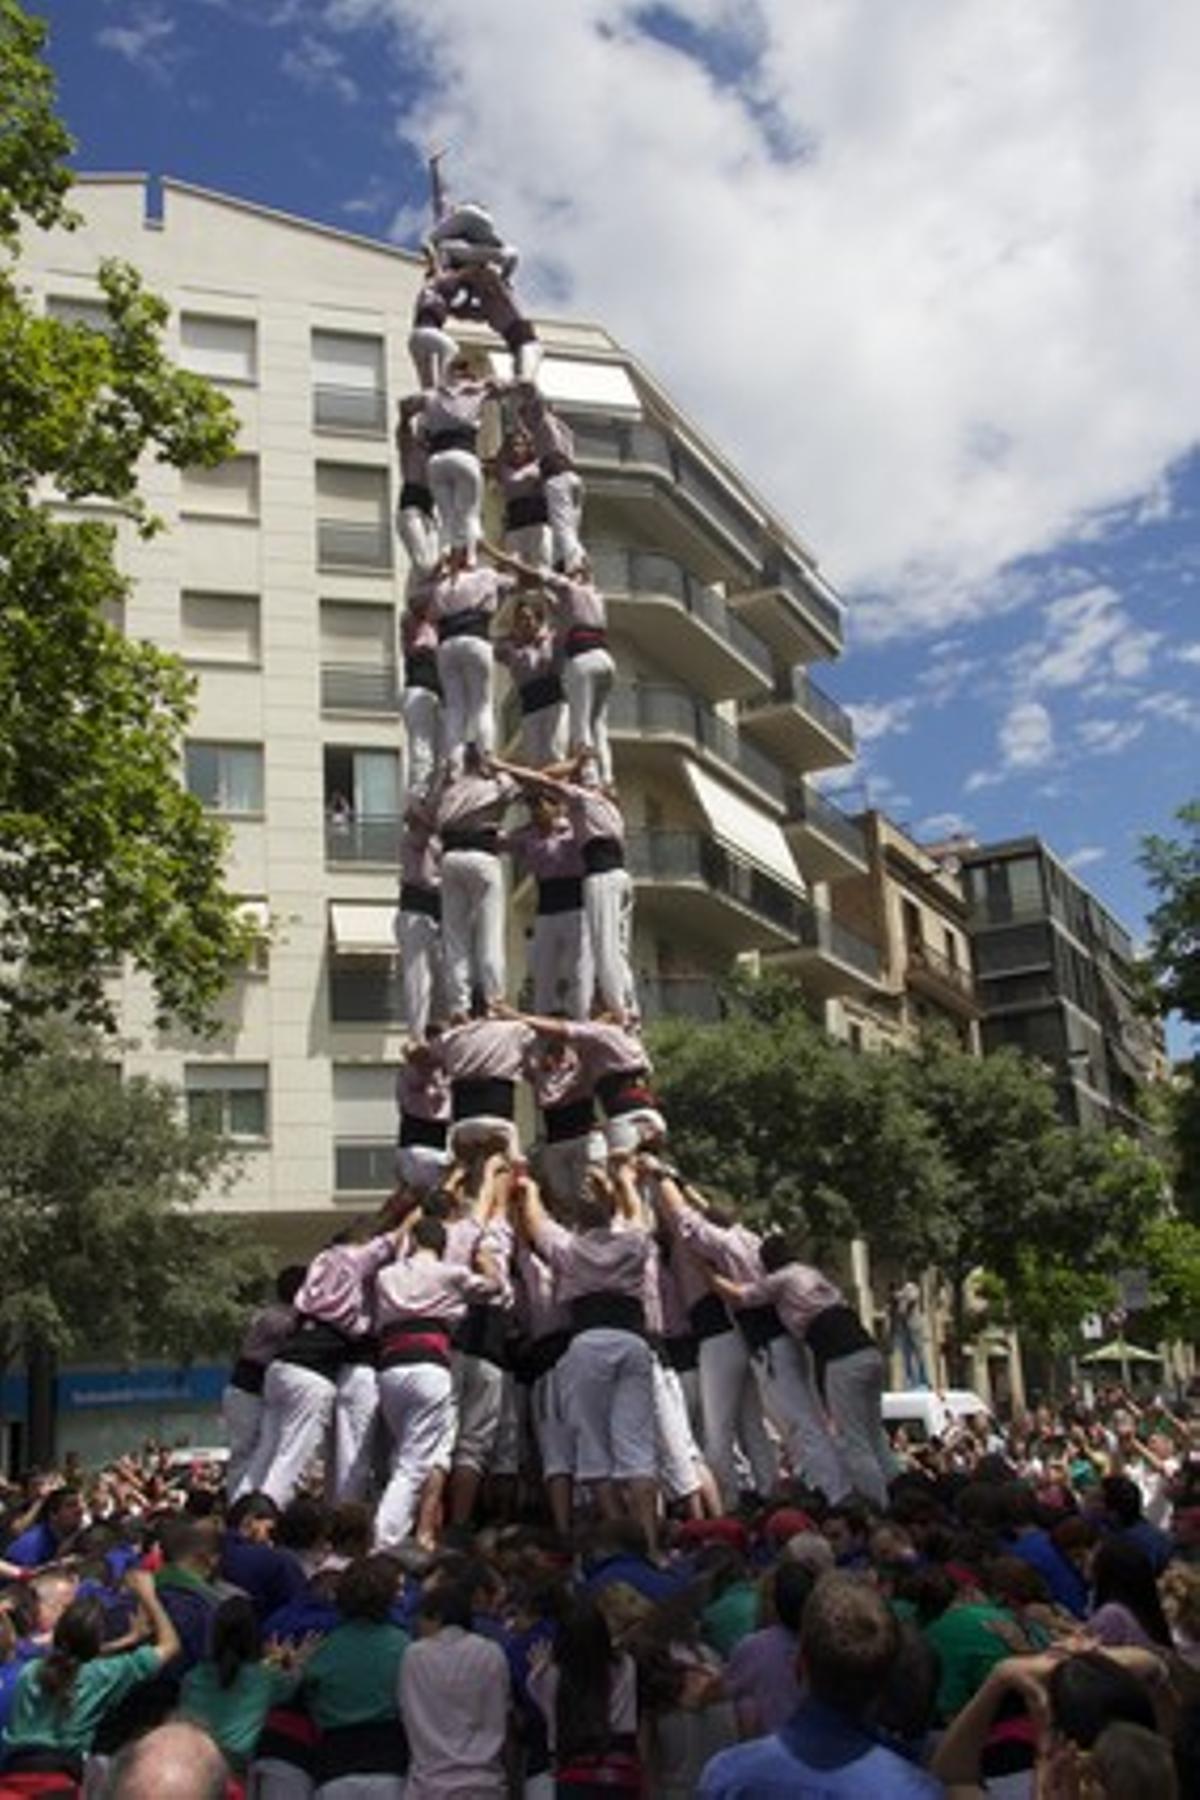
[1140,800,1200,1220]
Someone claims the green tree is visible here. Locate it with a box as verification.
[0,1028,268,1459]
[0,0,253,1056]
[1140,800,1200,1220]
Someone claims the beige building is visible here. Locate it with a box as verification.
[26,175,874,1249]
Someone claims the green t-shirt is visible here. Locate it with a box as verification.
[701,1582,760,1659]
[922,1601,1015,1722]
[5,1644,162,1760]
[180,1660,297,1770]
[303,1621,409,1730]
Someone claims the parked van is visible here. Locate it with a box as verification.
[882,1388,994,1445]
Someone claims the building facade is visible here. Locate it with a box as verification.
[961,837,1161,1134]
[26,175,871,1250]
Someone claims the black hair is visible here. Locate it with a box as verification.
[1102,1475,1144,1529]
[211,1594,261,1690]
[873,1622,940,1749]
[276,1265,307,1306]
[276,1496,330,1554]
[40,1596,106,1713]
[419,1583,473,1631]
[760,1233,798,1274]
[1047,1650,1155,1748]
[411,1216,447,1255]
[555,1598,618,1763]
[228,1492,279,1533]
[39,1487,80,1528]
[772,1559,815,1634]
[336,1553,400,1623]
[1091,1538,1173,1647]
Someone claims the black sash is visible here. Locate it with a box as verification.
[566,625,608,657]
[537,875,584,915]
[583,836,624,874]
[442,827,499,855]
[569,1292,645,1336]
[403,648,440,691]
[437,607,491,643]
[399,480,434,515]
[520,671,565,713]
[380,1317,453,1371]
[399,881,441,919]
[543,1096,596,1142]
[428,426,477,455]
[314,1719,409,1783]
[454,1302,509,1366]
[689,1292,733,1342]
[398,1112,448,1150]
[452,1076,516,1121]
[735,1304,786,1350]
[505,492,549,530]
[230,1356,266,1396]
[807,1303,875,1370]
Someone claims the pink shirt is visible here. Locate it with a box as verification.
[515,1242,570,1341]
[672,1208,764,1286]
[507,820,584,884]
[744,1263,846,1338]
[375,1255,497,1329]
[568,1019,648,1080]
[524,396,575,466]
[396,1060,451,1122]
[423,381,490,440]
[531,1215,651,1308]
[428,566,511,625]
[400,1625,511,1800]
[494,630,556,691]
[444,1213,514,1311]
[433,771,519,834]
[295,1236,395,1340]
[498,456,544,504]
[548,572,606,632]
[563,783,625,848]
[436,1017,536,1083]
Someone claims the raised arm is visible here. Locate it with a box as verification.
[125,1569,182,1669]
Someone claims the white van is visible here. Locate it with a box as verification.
[881,1388,994,1445]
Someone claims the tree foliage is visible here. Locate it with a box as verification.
[1140,799,1200,1220]
[0,1028,268,1372]
[0,0,253,1055]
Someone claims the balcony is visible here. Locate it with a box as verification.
[334,1139,396,1193]
[609,683,786,808]
[591,544,772,700]
[321,663,401,715]
[774,905,883,997]
[728,553,843,664]
[740,668,855,771]
[785,784,869,883]
[326,814,402,865]
[627,829,809,952]
[316,518,393,572]
[313,385,387,436]
[638,975,725,1024]
[905,940,980,1015]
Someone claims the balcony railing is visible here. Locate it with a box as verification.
[638,975,725,1023]
[760,550,843,643]
[326,814,402,863]
[321,663,401,714]
[609,683,786,804]
[797,907,883,981]
[317,518,393,571]
[329,958,404,1023]
[785,784,867,863]
[313,385,387,435]
[907,939,976,1000]
[741,668,855,753]
[590,544,773,681]
[626,829,808,937]
[334,1139,396,1192]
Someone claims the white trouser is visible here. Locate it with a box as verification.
[450,1350,504,1473]
[397,906,441,1040]
[332,1363,378,1503]
[437,635,493,762]
[408,322,459,389]
[492,1371,521,1477]
[822,1347,895,1508]
[537,1129,604,1209]
[564,649,614,783]
[259,1361,336,1507]
[532,906,590,1016]
[396,500,441,575]
[440,848,504,1016]
[584,866,634,1017]
[561,1327,655,1482]
[247,1760,315,1799]
[654,1360,702,1501]
[222,1384,263,1501]
[545,470,583,571]
[400,685,440,797]
[756,1336,849,1503]
[375,1360,453,1547]
[699,1329,779,1508]
[521,700,566,768]
[678,1363,704,1442]
[395,1141,450,1194]
[505,521,551,568]
[531,1361,574,1479]
[428,446,483,555]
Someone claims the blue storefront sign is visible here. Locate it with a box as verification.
[56,1365,226,1412]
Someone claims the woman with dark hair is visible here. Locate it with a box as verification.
[1089,1539,1174,1650]
[1,1570,179,1789]
[180,1594,305,1778]
[528,1597,641,1797]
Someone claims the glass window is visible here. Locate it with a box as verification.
[185,742,264,815]
[46,294,112,335]
[181,591,260,664]
[180,456,259,519]
[184,1064,268,1141]
[179,314,257,383]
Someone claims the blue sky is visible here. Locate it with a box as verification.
[38,1,1200,953]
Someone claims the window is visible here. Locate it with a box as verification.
[181,456,259,520]
[901,898,923,951]
[315,463,391,570]
[236,900,270,976]
[312,331,386,433]
[185,1064,268,1140]
[181,591,261,664]
[179,314,257,384]
[324,747,400,860]
[332,1064,398,1190]
[943,929,958,967]
[46,294,112,335]
[319,601,398,712]
[185,742,264,816]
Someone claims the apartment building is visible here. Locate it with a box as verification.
[26,175,871,1249]
[961,837,1161,1134]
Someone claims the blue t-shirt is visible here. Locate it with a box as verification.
[582,1553,688,1605]
[1007,1530,1088,1617]
[3,1522,59,1568]
[699,1699,943,1799]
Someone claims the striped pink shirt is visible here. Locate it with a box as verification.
[295,1236,395,1340]
[375,1255,497,1329]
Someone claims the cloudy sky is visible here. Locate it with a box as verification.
[41,0,1200,940]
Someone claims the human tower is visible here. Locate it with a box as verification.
[223,180,895,1549]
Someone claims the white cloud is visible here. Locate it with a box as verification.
[1013,584,1161,692]
[843,697,915,745]
[96,5,178,79]
[1064,845,1107,871]
[282,32,359,103]
[315,0,1200,641]
[1175,642,1200,667]
[999,698,1055,770]
[1138,690,1200,730]
[917,810,972,840]
[1076,717,1144,756]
